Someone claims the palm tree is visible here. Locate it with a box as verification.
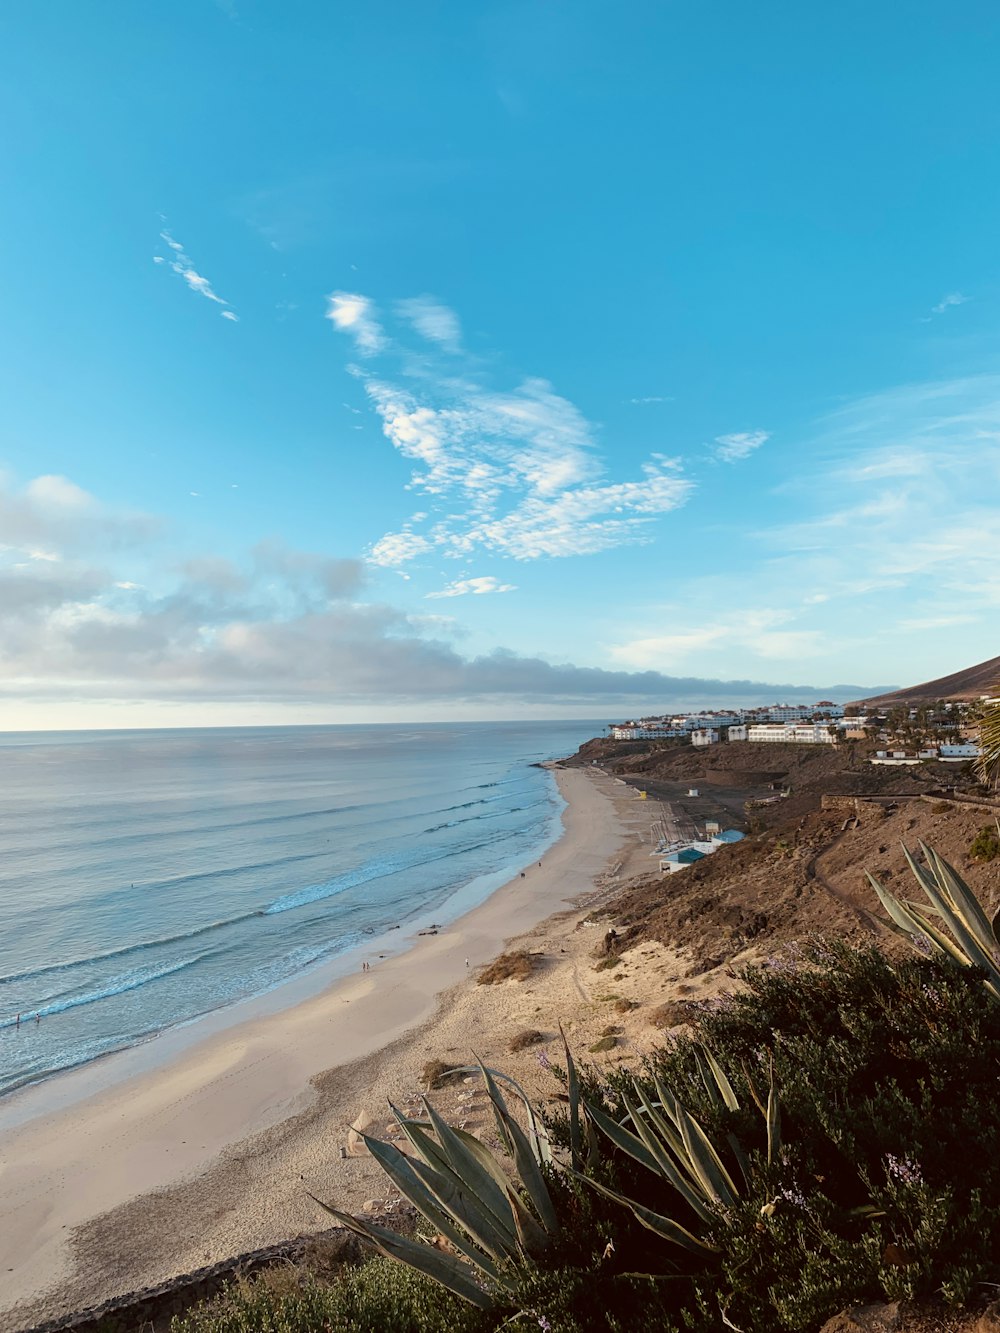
[977,697,1000,788]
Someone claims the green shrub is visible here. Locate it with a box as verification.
[170,1258,484,1333]
[970,823,1000,862]
[577,941,1000,1330]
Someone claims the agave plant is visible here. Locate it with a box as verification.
[312,1061,558,1310]
[867,840,1000,999]
[578,1046,780,1254]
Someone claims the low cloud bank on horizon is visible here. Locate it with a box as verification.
[0,473,886,714]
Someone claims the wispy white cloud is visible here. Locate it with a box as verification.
[396,296,462,352]
[368,530,434,566]
[713,430,769,463]
[325,292,385,355]
[155,229,238,321]
[426,576,517,599]
[627,395,672,405]
[333,304,693,566]
[931,291,970,315]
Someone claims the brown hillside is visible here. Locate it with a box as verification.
[853,653,1000,706]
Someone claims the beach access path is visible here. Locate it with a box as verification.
[0,764,660,1332]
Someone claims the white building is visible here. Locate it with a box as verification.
[691,728,720,747]
[609,721,687,740]
[747,723,836,745]
[727,724,748,742]
[939,743,982,758]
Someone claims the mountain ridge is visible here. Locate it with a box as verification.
[851,653,1000,707]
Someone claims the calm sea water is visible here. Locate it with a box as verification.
[0,721,598,1099]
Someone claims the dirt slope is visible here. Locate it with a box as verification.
[854,654,1000,706]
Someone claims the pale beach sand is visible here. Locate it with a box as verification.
[0,764,683,1331]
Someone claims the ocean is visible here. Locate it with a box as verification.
[0,720,599,1100]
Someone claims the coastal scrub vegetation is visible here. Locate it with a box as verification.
[174,844,1000,1333]
[477,950,537,984]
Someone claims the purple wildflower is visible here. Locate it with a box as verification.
[885,1153,923,1186]
[779,1186,807,1208]
[536,1048,551,1070]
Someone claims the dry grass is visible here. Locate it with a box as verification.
[420,1059,463,1090]
[477,950,536,984]
[508,1028,546,1053]
[648,1001,693,1030]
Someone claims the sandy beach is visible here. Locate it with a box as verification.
[0,763,674,1331]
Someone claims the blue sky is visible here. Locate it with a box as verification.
[2,1,999,726]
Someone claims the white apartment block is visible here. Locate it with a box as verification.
[691,728,720,746]
[747,723,837,745]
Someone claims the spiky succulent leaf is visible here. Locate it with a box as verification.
[308,1198,496,1309]
[626,1083,715,1218]
[363,1129,519,1265]
[560,1023,584,1170]
[473,1059,558,1238]
[584,1098,663,1175]
[417,1098,523,1242]
[573,1174,720,1255]
[766,1076,781,1168]
[923,841,998,954]
[358,1131,507,1274]
[672,1099,739,1209]
[699,1045,740,1112]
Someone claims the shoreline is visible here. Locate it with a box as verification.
[0,762,651,1331]
[0,770,568,1132]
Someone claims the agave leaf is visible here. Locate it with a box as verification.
[903,903,977,969]
[700,1046,740,1112]
[923,842,998,955]
[573,1174,720,1255]
[383,1112,524,1261]
[418,1098,521,1241]
[673,1101,739,1209]
[903,844,1000,983]
[868,873,931,940]
[903,899,943,918]
[993,902,1000,951]
[451,1124,552,1252]
[560,1023,583,1170]
[309,1198,495,1309]
[453,1063,554,1167]
[626,1084,714,1219]
[725,1132,752,1191]
[869,878,964,964]
[739,1062,767,1117]
[694,1047,716,1105]
[359,1133,506,1275]
[365,1129,518,1265]
[766,1076,781,1168]
[474,1060,558,1238]
[584,1098,663,1175]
